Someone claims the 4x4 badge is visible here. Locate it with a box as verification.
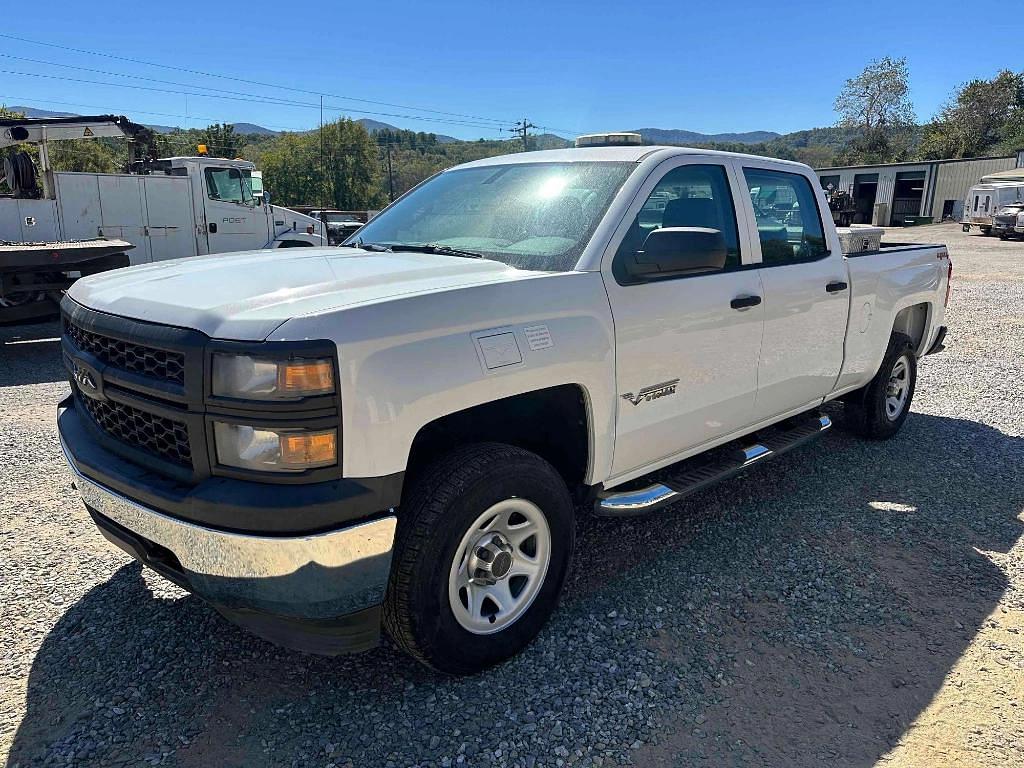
[621,379,679,406]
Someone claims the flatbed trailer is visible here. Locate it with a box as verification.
[0,238,133,324]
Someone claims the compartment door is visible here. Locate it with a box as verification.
[143,175,197,262]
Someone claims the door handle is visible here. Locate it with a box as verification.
[826,281,848,293]
[730,295,762,310]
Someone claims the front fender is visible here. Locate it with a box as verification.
[269,272,617,484]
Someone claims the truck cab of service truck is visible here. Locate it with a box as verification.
[58,138,950,674]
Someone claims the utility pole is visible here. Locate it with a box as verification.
[319,95,325,211]
[385,140,395,202]
[511,118,536,151]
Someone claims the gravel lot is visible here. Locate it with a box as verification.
[2,222,1022,767]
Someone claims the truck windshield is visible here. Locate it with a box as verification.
[346,161,634,271]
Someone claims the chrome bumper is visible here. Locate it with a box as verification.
[62,439,397,621]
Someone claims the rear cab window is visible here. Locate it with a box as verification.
[743,167,829,265]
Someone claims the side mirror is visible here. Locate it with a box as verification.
[626,227,727,280]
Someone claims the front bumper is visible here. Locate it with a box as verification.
[61,432,398,655]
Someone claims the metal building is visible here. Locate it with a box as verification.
[816,151,1024,226]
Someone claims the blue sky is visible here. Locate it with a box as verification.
[1,1,1020,140]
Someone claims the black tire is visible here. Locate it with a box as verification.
[843,332,917,439]
[981,226,992,236]
[383,443,575,674]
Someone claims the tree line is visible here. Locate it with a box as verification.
[4,63,1022,203]
[696,60,1024,168]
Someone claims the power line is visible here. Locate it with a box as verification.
[0,68,508,132]
[0,94,311,133]
[0,32,516,126]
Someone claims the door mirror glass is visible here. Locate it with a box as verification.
[246,170,264,204]
[625,227,727,279]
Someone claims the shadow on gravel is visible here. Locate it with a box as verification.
[9,411,1023,768]
[0,320,65,387]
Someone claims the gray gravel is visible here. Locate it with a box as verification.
[2,222,1022,767]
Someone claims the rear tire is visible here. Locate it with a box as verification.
[843,332,917,440]
[383,443,575,674]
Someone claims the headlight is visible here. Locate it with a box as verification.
[1017,212,1024,225]
[213,422,337,472]
[212,354,334,400]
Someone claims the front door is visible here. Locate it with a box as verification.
[201,166,270,254]
[604,159,765,480]
[739,165,849,420]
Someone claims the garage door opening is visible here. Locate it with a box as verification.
[891,171,926,225]
[853,173,878,224]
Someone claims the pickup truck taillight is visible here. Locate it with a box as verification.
[944,260,953,307]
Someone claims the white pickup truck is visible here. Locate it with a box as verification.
[58,140,951,674]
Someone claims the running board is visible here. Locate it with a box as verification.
[595,413,832,517]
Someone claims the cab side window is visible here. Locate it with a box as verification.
[743,168,828,265]
[613,164,740,282]
[205,167,251,205]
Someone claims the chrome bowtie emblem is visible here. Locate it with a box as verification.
[73,363,98,393]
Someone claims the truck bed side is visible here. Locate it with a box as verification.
[833,242,949,395]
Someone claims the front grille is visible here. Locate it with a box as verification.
[78,393,192,466]
[64,319,185,385]
[995,214,1017,227]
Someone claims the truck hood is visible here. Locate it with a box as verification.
[68,247,541,340]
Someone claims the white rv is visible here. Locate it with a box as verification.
[962,177,1024,234]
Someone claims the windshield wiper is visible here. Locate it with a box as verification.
[338,239,390,252]
[388,243,485,259]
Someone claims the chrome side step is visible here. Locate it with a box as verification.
[596,413,832,517]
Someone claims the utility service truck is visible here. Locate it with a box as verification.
[1,114,324,323]
[58,137,951,674]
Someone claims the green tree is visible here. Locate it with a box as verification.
[919,70,1024,159]
[834,57,916,164]
[260,131,321,206]
[321,119,386,209]
[201,123,240,158]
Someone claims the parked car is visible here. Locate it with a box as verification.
[58,139,951,674]
[307,210,365,245]
[992,200,1024,240]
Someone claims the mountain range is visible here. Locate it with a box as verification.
[5,106,778,146]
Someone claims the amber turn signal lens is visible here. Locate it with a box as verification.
[280,430,337,467]
[279,360,334,395]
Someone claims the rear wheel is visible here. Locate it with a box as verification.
[843,332,917,439]
[384,443,574,674]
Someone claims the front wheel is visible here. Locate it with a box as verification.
[384,443,574,674]
[843,332,917,439]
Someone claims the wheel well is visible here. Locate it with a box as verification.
[276,240,314,248]
[892,303,929,354]
[405,385,590,493]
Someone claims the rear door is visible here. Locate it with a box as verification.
[738,164,849,420]
[603,157,765,480]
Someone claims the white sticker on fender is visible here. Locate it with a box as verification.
[523,324,553,351]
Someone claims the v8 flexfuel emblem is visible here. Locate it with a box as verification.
[621,379,679,406]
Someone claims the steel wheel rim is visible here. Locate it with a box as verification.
[885,355,911,420]
[448,498,551,635]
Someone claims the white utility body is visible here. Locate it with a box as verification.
[59,140,951,673]
[1,115,323,323]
